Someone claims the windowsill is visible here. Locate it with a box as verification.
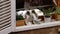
[14,21,60,32]
[16,20,25,27]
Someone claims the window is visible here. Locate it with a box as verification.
[16,0,56,27]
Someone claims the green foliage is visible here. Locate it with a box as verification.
[55,7,60,15]
[16,15,24,20]
[42,8,53,17]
